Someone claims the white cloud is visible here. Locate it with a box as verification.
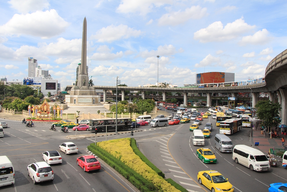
[124,50,134,56]
[226,66,236,72]
[194,18,255,43]
[204,0,215,2]
[45,38,81,56]
[0,9,69,39]
[144,56,170,66]
[240,29,270,45]
[0,44,15,59]
[195,54,220,67]
[55,58,78,64]
[219,6,236,12]
[14,45,47,60]
[91,65,125,76]
[146,19,153,25]
[216,50,223,54]
[260,55,272,61]
[54,71,69,76]
[5,64,18,69]
[38,64,53,69]
[241,64,265,74]
[139,44,178,58]
[117,0,172,16]
[91,45,123,60]
[242,52,255,58]
[92,24,142,42]
[158,6,207,26]
[241,61,255,67]
[8,0,49,13]
[260,48,273,55]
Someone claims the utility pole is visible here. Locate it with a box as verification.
[116,76,118,134]
[157,55,160,86]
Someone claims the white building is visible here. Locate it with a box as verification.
[28,57,38,77]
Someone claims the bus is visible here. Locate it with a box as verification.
[241,115,251,128]
[89,118,132,132]
[216,112,232,126]
[219,118,242,135]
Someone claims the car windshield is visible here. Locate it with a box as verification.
[204,151,213,155]
[203,130,209,133]
[151,120,156,123]
[195,120,199,122]
[195,136,204,139]
[86,158,97,163]
[222,141,232,145]
[38,167,52,173]
[49,151,60,157]
[0,167,13,175]
[212,175,227,183]
[278,186,287,192]
[255,155,268,161]
[68,144,76,147]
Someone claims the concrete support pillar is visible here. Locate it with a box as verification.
[121,90,125,101]
[231,93,236,97]
[215,100,218,106]
[183,92,187,107]
[206,93,211,107]
[103,90,106,103]
[277,90,282,117]
[279,89,287,125]
[141,91,145,100]
[268,92,276,103]
[251,92,259,108]
[162,92,166,101]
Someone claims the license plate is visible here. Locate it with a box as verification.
[0,177,7,181]
[210,161,213,162]
[93,165,96,167]
[44,174,48,177]
[71,148,75,150]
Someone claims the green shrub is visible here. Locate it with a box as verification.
[166,178,188,192]
[130,138,165,178]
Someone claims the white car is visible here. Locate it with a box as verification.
[27,161,54,184]
[193,120,201,125]
[42,151,62,165]
[212,114,216,119]
[190,115,197,120]
[59,142,79,154]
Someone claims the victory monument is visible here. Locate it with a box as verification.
[65,18,100,105]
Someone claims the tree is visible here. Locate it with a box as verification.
[255,100,281,132]
[48,92,51,97]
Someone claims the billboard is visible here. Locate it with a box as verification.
[46,82,56,90]
[196,72,235,84]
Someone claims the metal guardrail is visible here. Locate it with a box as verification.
[266,49,287,76]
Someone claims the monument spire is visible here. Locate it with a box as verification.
[81,17,87,75]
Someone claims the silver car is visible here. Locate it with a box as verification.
[204,122,213,131]
[0,121,8,128]
[193,120,201,125]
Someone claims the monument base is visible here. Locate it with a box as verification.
[65,95,101,106]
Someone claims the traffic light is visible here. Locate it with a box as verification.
[95,128,97,134]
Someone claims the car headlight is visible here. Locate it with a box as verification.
[255,164,260,167]
[216,188,222,191]
[204,157,208,160]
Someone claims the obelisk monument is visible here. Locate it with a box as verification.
[66,18,99,105]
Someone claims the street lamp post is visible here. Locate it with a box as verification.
[116,76,120,134]
[157,55,160,86]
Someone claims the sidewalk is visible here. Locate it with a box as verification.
[252,128,286,154]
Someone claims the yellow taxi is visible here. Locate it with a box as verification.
[53,120,78,128]
[202,129,211,138]
[203,114,208,119]
[196,148,217,163]
[205,111,211,116]
[180,118,190,123]
[190,124,199,131]
[197,170,234,192]
[216,122,221,127]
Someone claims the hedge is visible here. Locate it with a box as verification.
[88,143,155,192]
[130,138,165,178]
[166,178,188,192]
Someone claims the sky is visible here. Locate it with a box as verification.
[1,0,287,89]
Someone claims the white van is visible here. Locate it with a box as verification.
[136,115,152,123]
[150,118,168,127]
[232,145,270,172]
[214,134,233,153]
[192,130,205,146]
[0,156,15,187]
[0,127,4,138]
[282,151,287,168]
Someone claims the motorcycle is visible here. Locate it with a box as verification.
[61,126,68,133]
[26,122,34,127]
[50,125,57,131]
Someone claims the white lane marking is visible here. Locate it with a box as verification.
[236,167,250,176]
[161,155,172,159]
[186,189,198,192]
[255,178,269,187]
[143,129,147,131]
[14,184,17,192]
[163,159,176,164]
[9,133,16,137]
[160,138,169,142]
[61,169,70,179]
[156,140,167,146]
[272,173,287,182]
[169,169,185,174]
[233,186,243,192]
[54,184,59,191]
[160,151,170,156]
[149,129,152,131]
[79,173,91,186]
[174,175,192,180]
[42,130,46,132]
[17,137,31,144]
[33,158,37,162]
[67,162,78,172]
[34,130,38,132]
[160,148,169,153]
[5,142,11,146]
[165,164,179,168]
[92,188,97,192]
[224,158,234,166]
[0,139,3,142]
[180,182,201,188]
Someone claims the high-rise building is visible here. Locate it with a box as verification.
[28,57,38,77]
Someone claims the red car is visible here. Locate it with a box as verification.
[138,120,149,126]
[73,124,90,131]
[76,155,101,172]
[169,119,180,125]
[196,116,203,121]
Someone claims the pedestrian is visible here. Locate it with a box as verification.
[282,137,285,147]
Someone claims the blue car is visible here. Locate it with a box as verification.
[269,183,287,192]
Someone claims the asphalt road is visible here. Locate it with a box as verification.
[2,110,287,192]
[0,119,136,192]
